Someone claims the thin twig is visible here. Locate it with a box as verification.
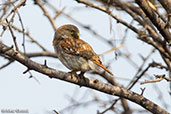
[98,45,123,56]
[34,0,57,31]
[141,74,171,84]
[127,49,155,89]
[0,0,26,25]
[0,60,14,70]
[11,25,47,51]
[6,19,19,51]
[76,0,141,34]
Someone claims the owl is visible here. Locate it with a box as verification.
[53,24,113,77]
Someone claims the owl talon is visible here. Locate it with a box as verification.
[69,71,78,79]
[77,72,86,87]
[78,72,86,81]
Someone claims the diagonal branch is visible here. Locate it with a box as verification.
[75,0,140,34]
[0,41,169,114]
[135,0,171,44]
[34,0,57,31]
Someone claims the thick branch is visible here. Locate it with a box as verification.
[136,0,171,43]
[158,0,171,14]
[0,41,169,114]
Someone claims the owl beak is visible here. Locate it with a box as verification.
[77,32,80,38]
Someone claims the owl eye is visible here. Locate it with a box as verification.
[71,30,75,35]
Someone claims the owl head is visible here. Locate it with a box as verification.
[54,24,80,40]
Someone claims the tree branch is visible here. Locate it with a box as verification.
[0,41,169,114]
[34,0,57,31]
[135,0,171,44]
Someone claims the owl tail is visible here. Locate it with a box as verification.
[93,61,114,76]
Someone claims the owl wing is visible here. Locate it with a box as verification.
[60,38,113,76]
[59,38,98,60]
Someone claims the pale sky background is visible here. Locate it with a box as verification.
[0,0,170,114]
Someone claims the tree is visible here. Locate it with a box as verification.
[0,0,170,114]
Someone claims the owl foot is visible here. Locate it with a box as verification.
[77,72,86,87]
[78,72,86,82]
[69,71,78,79]
[78,72,85,78]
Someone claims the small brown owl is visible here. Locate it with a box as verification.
[53,24,113,77]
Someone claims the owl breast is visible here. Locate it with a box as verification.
[56,48,93,72]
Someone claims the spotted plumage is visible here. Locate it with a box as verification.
[53,24,113,76]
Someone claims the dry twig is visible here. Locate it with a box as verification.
[141,74,171,85]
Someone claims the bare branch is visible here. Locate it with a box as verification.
[34,0,57,31]
[75,0,140,34]
[136,0,171,44]
[0,0,26,25]
[0,41,169,114]
[6,19,19,51]
[141,74,171,85]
